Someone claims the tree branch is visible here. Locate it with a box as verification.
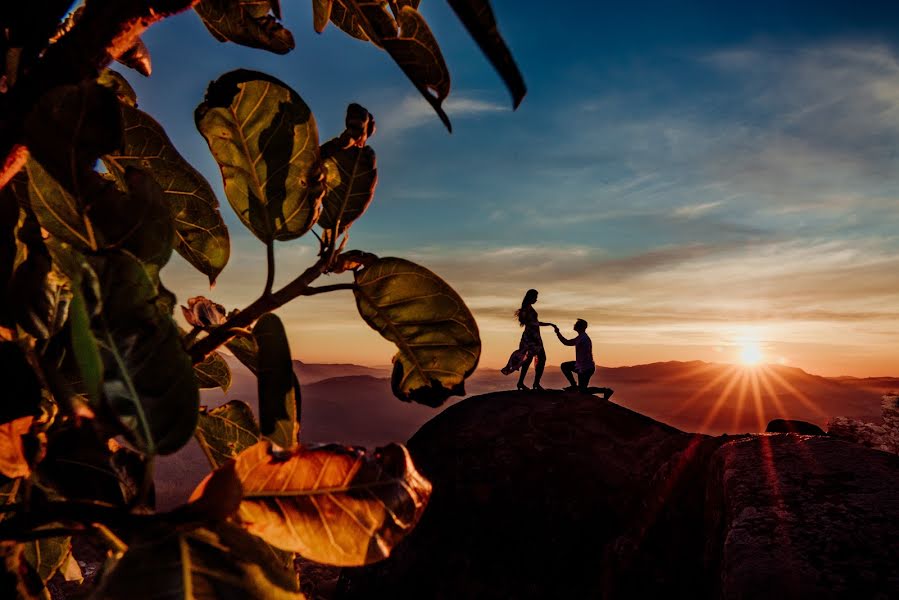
[188,252,333,363]
[301,283,357,296]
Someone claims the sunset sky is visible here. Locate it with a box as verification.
[132,1,899,377]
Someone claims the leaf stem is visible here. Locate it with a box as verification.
[263,240,275,297]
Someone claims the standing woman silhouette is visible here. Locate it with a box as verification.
[501,289,555,390]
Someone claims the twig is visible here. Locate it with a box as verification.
[263,240,275,297]
[301,283,357,296]
[188,253,331,363]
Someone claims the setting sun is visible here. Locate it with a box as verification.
[740,342,764,366]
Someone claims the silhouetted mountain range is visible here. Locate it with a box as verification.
[154,356,893,509]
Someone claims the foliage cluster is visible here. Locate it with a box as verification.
[0,0,523,597]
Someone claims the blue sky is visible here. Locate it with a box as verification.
[133,1,899,376]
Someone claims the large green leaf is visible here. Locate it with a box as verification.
[92,523,303,599]
[318,108,377,234]
[254,313,299,449]
[25,159,97,250]
[8,209,71,339]
[195,0,295,55]
[69,288,103,406]
[196,400,260,468]
[447,0,526,108]
[26,160,177,268]
[196,70,323,243]
[23,80,122,197]
[194,351,232,392]
[22,537,70,584]
[331,2,451,129]
[91,253,199,455]
[91,167,176,268]
[195,440,431,566]
[103,99,230,284]
[353,257,480,406]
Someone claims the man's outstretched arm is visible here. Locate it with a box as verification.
[553,326,577,346]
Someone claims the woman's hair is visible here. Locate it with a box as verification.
[514,289,539,325]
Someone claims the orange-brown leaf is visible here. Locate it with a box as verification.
[0,416,33,479]
[195,440,431,566]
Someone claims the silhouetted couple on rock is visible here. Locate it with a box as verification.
[502,289,611,396]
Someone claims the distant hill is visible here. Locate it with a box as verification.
[292,360,390,384]
[154,357,890,509]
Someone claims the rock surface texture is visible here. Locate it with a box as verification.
[706,434,899,599]
[336,390,899,600]
[828,395,899,455]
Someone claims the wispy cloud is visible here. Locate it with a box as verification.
[674,201,723,218]
[378,93,506,134]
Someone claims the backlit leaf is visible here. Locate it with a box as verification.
[196,400,260,468]
[97,69,137,107]
[196,70,323,243]
[23,537,70,584]
[26,159,176,267]
[25,159,96,250]
[447,0,526,108]
[103,101,230,284]
[254,313,299,449]
[331,3,451,130]
[194,351,232,392]
[90,167,175,268]
[91,253,199,455]
[329,0,370,40]
[24,80,122,197]
[318,106,378,234]
[0,416,32,479]
[7,204,72,339]
[354,257,480,406]
[93,523,303,599]
[381,6,451,129]
[195,440,431,566]
[117,37,152,76]
[195,0,295,55]
[312,0,333,32]
[226,334,259,374]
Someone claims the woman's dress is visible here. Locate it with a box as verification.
[501,305,543,374]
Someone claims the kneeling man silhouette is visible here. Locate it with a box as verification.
[554,320,613,399]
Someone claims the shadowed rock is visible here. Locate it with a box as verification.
[337,390,726,598]
[336,389,899,599]
[765,419,826,435]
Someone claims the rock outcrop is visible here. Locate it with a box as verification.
[337,390,899,599]
[765,419,826,435]
[706,434,899,599]
[338,390,724,598]
[828,395,899,455]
